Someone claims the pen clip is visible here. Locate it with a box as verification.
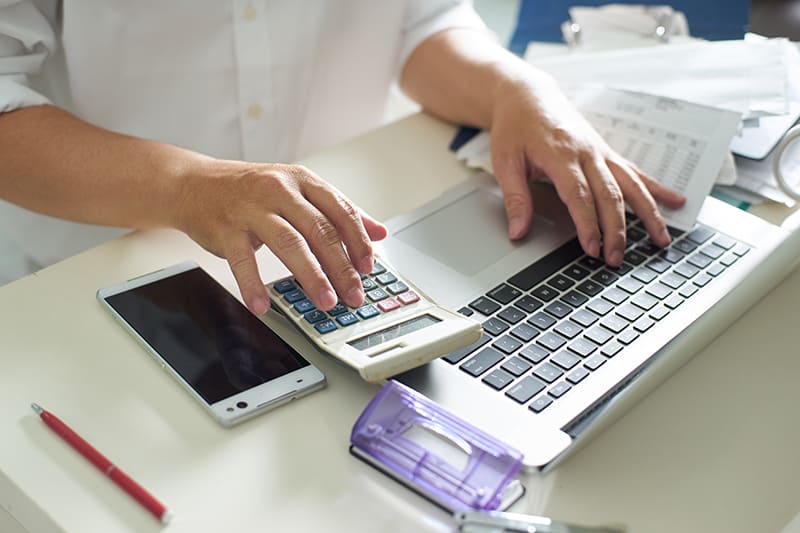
[454,510,625,533]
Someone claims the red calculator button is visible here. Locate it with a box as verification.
[378,297,401,312]
[397,291,420,305]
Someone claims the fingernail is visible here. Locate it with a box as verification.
[346,286,365,307]
[318,288,337,309]
[609,249,624,267]
[509,217,526,239]
[250,296,270,316]
[588,239,601,258]
[359,255,374,274]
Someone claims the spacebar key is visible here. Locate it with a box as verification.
[442,333,491,364]
[508,238,585,291]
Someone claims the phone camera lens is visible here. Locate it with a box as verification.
[236,401,248,409]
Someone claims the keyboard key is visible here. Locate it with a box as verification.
[686,226,715,244]
[336,312,359,327]
[687,253,713,269]
[568,338,597,357]
[631,293,658,311]
[707,263,726,277]
[548,381,573,398]
[693,273,712,287]
[508,239,584,291]
[519,344,550,364]
[646,283,672,300]
[700,244,725,259]
[585,326,613,345]
[377,298,401,313]
[356,304,380,319]
[602,287,629,305]
[579,256,605,270]
[659,248,685,264]
[547,274,575,291]
[679,285,699,298]
[660,273,686,290]
[506,376,547,403]
[528,394,553,413]
[482,317,510,336]
[551,350,581,370]
[397,291,420,305]
[273,279,297,294]
[554,321,583,339]
[587,298,614,316]
[561,290,589,307]
[584,354,607,370]
[632,267,657,284]
[674,263,700,279]
[664,294,684,309]
[649,306,670,321]
[470,296,501,316]
[567,367,591,384]
[592,269,619,286]
[618,329,640,345]
[732,243,750,256]
[501,356,532,377]
[487,284,522,304]
[482,369,515,390]
[635,241,661,256]
[537,332,567,351]
[713,235,737,249]
[510,323,539,342]
[544,302,572,319]
[608,262,633,275]
[497,306,526,325]
[600,341,623,357]
[633,317,655,333]
[672,239,698,254]
[617,277,644,294]
[514,295,543,314]
[616,303,644,322]
[563,264,591,281]
[571,309,599,327]
[460,347,504,377]
[719,253,738,267]
[624,249,647,265]
[645,258,671,274]
[492,335,523,355]
[533,362,564,383]
[443,333,491,364]
[531,285,559,302]
[626,225,647,243]
[601,315,628,333]
[314,319,338,334]
[528,312,557,330]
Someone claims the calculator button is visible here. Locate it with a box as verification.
[356,304,380,319]
[273,279,297,294]
[387,281,409,295]
[376,272,397,285]
[335,312,359,327]
[361,278,378,291]
[283,289,306,304]
[303,310,327,324]
[314,319,338,334]
[367,288,389,301]
[377,297,401,313]
[370,262,387,275]
[327,303,348,316]
[397,291,420,305]
[293,299,315,314]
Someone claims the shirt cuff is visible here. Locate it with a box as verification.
[397,2,495,77]
[0,75,51,113]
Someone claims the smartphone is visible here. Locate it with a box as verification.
[97,261,326,426]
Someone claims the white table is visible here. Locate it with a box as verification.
[2,113,799,533]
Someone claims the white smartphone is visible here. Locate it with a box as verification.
[97,261,326,426]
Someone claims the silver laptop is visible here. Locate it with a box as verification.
[380,172,796,471]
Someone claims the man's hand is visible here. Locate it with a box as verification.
[176,161,387,315]
[488,74,686,266]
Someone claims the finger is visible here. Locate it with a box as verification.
[360,209,388,242]
[637,170,687,209]
[224,234,271,315]
[582,158,626,267]
[278,197,365,309]
[302,176,375,275]
[257,213,339,311]
[491,149,534,240]
[547,163,602,258]
[608,159,671,248]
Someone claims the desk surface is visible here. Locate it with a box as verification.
[2,113,800,533]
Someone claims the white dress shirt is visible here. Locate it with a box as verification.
[0,0,488,281]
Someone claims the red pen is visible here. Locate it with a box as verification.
[31,403,172,525]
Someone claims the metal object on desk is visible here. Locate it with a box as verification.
[773,124,800,200]
[455,510,624,533]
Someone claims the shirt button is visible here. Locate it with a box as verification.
[247,103,264,119]
[243,5,257,21]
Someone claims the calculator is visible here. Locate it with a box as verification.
[267,258,482,383]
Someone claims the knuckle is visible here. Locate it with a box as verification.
[503,191,530,214]
[275,229,306,254]
[311,217,341,248]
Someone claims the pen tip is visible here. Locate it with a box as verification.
[30,403,43,415]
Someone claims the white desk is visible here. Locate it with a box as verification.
[2,113,800,533]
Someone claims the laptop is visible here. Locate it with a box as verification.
[379,171,796,471]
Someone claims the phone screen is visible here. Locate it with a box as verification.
[103,267,310,405]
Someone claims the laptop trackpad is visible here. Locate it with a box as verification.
[394,188,518,277]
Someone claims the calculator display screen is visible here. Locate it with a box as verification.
[348,314,441,351]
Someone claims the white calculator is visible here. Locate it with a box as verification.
[267,258,482,383]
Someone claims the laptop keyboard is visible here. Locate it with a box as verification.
[446,216,750,414]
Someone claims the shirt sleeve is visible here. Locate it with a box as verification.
[397,0,494,76]
[0,0,57,113]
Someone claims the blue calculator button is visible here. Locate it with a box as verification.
[273,279,297,294]
[336,312,359,327]
[293,299,315,314]
[304,310,327,324]
[327,303,348,316]
[356,304,380,319]
[314,319,338,334]
[283,289,306,304]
